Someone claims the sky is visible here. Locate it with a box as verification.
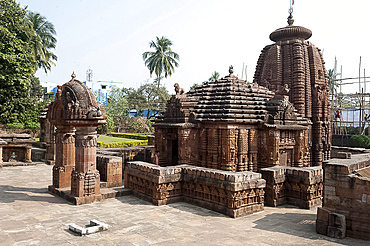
[19,0,370,94]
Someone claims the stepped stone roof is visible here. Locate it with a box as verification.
[187,75,275,123]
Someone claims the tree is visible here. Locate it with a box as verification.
[26,11,57,73]
[105,86,129,117]
[142,36,179,87]
[190,81,207,91]
[190,83,201,90]
[126,87,147,113]
[209,71,220,82]
[29,76,43,98]
[137,82,170,118]
[0,0,37,125]
[327,69,338,96]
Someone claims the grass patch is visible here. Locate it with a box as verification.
[97,135,132,144]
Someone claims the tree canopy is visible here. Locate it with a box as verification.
[0,0,53,129]
[142,36,179,86]
[26,11,57,73]
[105,86,129,117]
[209,71,220,82]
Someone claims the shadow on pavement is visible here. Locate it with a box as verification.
[253,210,369,246]
[0,185,70,205]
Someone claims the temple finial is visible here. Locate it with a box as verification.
[229,65,234,75]
[287,1,294,25]
[71,71,76,79]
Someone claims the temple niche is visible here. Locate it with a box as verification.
[253,13,331,166]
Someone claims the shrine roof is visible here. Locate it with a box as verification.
[187,75,274,123]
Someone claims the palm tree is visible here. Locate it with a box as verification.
[209,71,220,82]
[26,11,57,73]
[142,36,179,87]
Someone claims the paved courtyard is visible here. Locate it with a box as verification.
[0,164,368,246]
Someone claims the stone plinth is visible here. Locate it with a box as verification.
[124,161,266,218]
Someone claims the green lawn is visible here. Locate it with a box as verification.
[97,135,132,143]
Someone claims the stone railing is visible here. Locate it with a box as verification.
[260,166,323,209]
[124,161,266,218]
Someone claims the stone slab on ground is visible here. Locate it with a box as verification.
[0,164,368,245]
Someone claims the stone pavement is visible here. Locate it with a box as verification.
[0,164,368,246]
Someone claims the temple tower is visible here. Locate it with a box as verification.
[253,12,330,166]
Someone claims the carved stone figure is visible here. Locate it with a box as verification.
[174,83,185,95]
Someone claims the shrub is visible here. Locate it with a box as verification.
[97,140,148,148]
[350,135,370,148]
[130,118,152,133]
[109,132,147,140]
[97,115,114,134]
[7,122,24,129]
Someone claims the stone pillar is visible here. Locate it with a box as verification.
[71,126,101,201]
[52,125,75,188]
[24,146,32,163]
[46,120,56,165]
[178,128,190,165]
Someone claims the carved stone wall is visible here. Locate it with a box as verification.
[261,166,323,209]
[124,161,266,218]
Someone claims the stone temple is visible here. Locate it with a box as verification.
[37,11,370,240]
[253,13,331,166]
[124,14,328,217]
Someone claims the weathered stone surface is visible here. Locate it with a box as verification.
[0,134,34,163]
[97,155,122,188]
[317,153,370,240]
[261,166,323,208]
[253,16,331,166]
[47,74,106,204]
[124,161,266,218]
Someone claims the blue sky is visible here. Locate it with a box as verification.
[19,0,370,94]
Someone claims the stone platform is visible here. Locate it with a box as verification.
[125,161,265,218]
[48,185,132,205]
[1,164,368,245]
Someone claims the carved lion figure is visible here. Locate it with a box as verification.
[174,83,185,95]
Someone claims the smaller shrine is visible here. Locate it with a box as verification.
[48,73,107,204]
[154,66,311,171]
[0,134,34,163]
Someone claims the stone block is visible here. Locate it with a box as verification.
[69,220,108,236]
[335,152,352,159]
[316,219,328,235]
[69,223,86,236]
[316,207,330,221]
[327,225,346,239]
[326,212,346,239]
